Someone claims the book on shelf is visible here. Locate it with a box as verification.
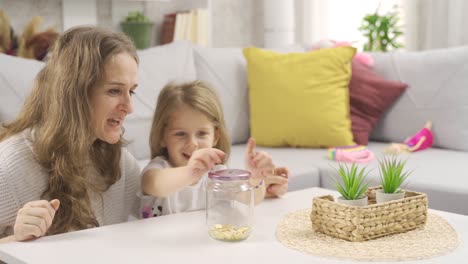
[160,8,209,46]
[196,8,209,47]
[160,13,176,45]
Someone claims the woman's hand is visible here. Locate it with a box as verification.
[265,167,289,198]
[187,148,225,184]
[13,199,60,241]
[245,138,275,186]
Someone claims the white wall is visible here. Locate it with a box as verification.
[0,0,62,34]
[0,0,263,48]
[211,0,262,47]
[62,0,97,30]
[2,0,464,52]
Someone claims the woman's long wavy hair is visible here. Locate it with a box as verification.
[149,81,231,161]
[0,26,138,235]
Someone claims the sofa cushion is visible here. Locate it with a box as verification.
[0,54,44,123]
[243,46,356,147]
[350,61,407,145]
[369,46,468,151]
[193,47,250,144]
[126,41,197,160]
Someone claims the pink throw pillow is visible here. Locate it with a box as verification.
[350,61,407,145]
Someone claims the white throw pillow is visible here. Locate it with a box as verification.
[0,54,44,123]
[126,41,197,160]
[370,46,468,151]
[193,46,250,144]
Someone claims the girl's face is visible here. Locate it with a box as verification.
[90,52,138,144]
[162,103,219,167]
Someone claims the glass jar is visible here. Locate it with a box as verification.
[206,169,254,242]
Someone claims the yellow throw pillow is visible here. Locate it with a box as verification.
[243,46,356,147]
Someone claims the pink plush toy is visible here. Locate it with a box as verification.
[310,39,374,67]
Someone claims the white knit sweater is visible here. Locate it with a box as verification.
[0,130,141,238]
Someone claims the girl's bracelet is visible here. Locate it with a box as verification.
[253,179,264,189]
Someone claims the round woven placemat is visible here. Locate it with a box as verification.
[276,209,460,262]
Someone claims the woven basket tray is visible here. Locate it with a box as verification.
[310,186,428,242]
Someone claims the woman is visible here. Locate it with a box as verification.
[0,26,141,242]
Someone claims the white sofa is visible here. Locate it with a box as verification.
[1,41,467,215]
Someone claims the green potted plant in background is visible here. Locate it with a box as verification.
[121,11,154,50]
[359,3,404,52]
[376,157,412,203]
[332,163,370,207]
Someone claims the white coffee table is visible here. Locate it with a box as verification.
[0,187,466,264]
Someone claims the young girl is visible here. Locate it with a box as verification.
[140,81,288,217]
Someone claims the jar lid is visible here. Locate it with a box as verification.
[208,169,251,181]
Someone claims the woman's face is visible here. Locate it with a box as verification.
[90,52,138,144]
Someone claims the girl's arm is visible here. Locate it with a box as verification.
[142,148,225,197]
[142,166,195,197]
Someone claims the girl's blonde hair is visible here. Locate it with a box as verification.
[0,26,138,235]
[149,80,231,161]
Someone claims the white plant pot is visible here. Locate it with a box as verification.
[336,196,368,207]
[376,189,405,203]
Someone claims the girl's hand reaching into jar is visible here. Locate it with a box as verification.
[187,148,225,184]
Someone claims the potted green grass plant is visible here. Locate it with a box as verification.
[121,11,154,50]
[376,157,412,203]
[332,163,370,207]
[358,3,404,52]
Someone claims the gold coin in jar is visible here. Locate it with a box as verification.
[208,224,251,241]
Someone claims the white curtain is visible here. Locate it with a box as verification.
[403,0,468,50]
